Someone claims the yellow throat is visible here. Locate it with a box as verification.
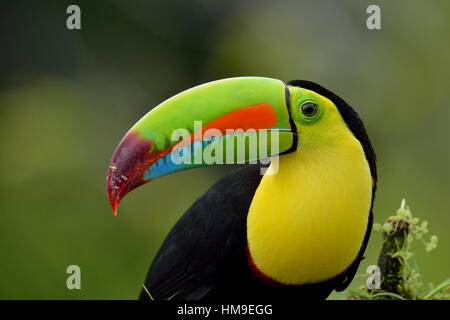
[246,124,373,285]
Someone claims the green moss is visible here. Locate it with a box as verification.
[348,199,449,300]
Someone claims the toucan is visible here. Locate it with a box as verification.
[106,77,377,300]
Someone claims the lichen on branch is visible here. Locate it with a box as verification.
[347,199,448,300]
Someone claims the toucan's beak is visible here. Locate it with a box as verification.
[107,77,297,215]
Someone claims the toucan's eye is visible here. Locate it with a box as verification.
[301,102,318,118]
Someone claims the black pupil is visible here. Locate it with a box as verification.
[301,103,318,117]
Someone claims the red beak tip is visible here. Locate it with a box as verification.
[107,191,120,216]
[111,200,119,216]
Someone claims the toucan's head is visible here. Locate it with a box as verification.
[107,77,376,215]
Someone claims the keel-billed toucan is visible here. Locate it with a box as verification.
[106,77,377,300]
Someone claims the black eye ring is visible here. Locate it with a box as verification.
[301,102,319,118]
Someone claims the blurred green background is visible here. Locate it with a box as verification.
[0,0,448,299]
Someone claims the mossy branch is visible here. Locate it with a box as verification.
[377,217,409,296]
[347,199,449,300]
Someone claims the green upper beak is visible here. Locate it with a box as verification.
[107,77,297,215]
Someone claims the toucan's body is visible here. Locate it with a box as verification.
[107,78,377,300]
[138,163,373,300]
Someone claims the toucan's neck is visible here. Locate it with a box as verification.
[246,131,373,285]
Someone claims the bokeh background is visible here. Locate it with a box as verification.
[0,0,448,299]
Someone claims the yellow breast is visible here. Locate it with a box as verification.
[246,130,372,285]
